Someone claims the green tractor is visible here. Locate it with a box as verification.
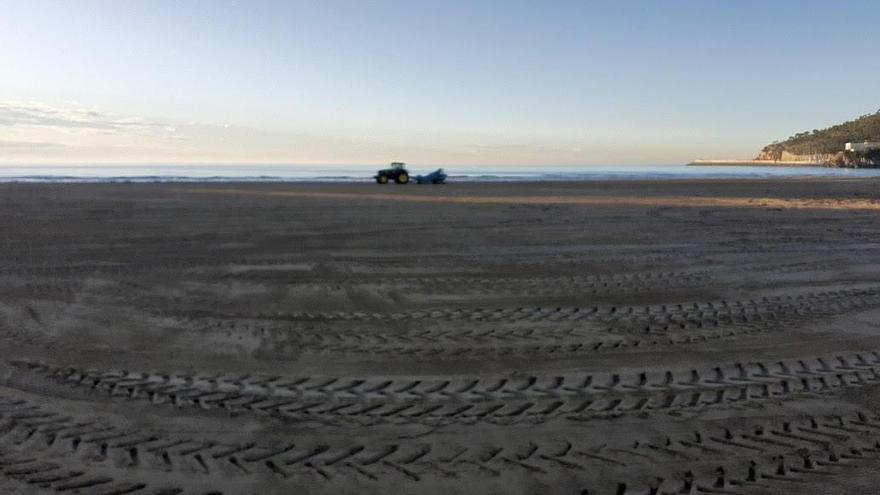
[374,162,410,184]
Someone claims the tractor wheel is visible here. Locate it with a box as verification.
[377,175,388,184]
[396,172,410,184]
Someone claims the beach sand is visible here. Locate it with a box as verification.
[2,179,880,494]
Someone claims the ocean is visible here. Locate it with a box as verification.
[2,164,880,183]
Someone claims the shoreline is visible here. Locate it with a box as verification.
[5,167,880,184]
[688,159,827,167]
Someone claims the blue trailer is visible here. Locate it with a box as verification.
[415,168,447,184]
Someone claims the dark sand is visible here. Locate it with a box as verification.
[2,179,880,494]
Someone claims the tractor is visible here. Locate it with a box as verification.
[374,162,410,184]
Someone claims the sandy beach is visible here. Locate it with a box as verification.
[3,178,880,494]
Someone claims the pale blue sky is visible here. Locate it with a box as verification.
[1,0,879,166]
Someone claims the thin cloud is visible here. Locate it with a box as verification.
[0,101,174,135]
[0,139,68,151]
[466,144,533,151]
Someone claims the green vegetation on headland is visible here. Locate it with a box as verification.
[755,110,880,168]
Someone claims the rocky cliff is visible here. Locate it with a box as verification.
[756,110,880,168]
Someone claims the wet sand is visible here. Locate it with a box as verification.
[2,179,880,494]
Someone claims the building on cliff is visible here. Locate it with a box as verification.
[845,141,880,152]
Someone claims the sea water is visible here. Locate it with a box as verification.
[1,164,880,183]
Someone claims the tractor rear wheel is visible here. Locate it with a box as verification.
[396,172,410,184]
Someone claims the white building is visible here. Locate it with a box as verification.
[845,141,880,152]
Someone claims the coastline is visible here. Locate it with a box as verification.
[6,164,880,183]
[688,159,826,167]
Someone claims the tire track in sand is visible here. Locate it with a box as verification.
[161,288,880,360]
[5,391,880,494]
[8,351,880,426]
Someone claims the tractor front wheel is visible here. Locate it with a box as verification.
[396,172,410,184]
[377,175,389,184]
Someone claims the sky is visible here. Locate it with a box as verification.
[1,0,879,167]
